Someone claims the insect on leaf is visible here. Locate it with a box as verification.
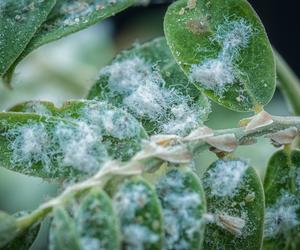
[9,99,148,161]
[113,177,164,250]
[164,0,276,112]
[88,37,211,136]
[76,188,121,250]
[263,149,300,250]
[202,159,264,249]
[49,208,81,250]
[155,166,207,249]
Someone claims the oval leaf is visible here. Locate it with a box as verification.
[0,112,108,179]
[0,211,18,248]
[76,188,120,250]
[49,208,81,250]
[155,167,206,249]
[0,0,56,77]
[263,149,300,249]
[113,177,164,250]
[202,159,264,249]
[88,37,211,135]
[3,0,137,82]
[164,0,275,111]
[9,99,148,161]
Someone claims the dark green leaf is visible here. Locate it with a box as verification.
[76,188,120,250]
[3,222,40,250]
[49,208,81,250]
[88,37,211,135]
[0,211,18,248]
[0,0,56,77]
[263,149,300,249]
[202,158,264,249]
[164,0,275,112]
[155,166,206,250]
[9,99,148,161]
[113,177,164,250]
[3,0,137,83]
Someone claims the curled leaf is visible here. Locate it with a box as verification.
[183,126,214,142]
[205,133,237,152]
[266,127,298,145]
[245,110,273,131]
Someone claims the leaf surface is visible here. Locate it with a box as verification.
[202,159,264,249]
[0,0,56,77]
[155,167,206,249]
[3,0,137,83]
[88,37,211,135]
[263,149,300,250]
[113,177,164,250]
[164,0,275,111]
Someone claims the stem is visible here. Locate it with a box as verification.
[275,49,300,115]
[15,115,300,232]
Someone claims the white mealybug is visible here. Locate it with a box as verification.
[190,18,253,95]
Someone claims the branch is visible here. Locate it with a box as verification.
[15,114,300,233]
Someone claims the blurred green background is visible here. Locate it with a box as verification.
[0,3,292,249]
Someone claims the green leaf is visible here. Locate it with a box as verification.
[49,208,81,250]
[0,211,18,248]
[3,0,137,83]
[0,0,56,77]
[202,158,264,249]
[155,166,207,250]
[113,177,164,250]
[164,0,276,112]
[0,112,107,179]
[263,149,300,249]
[3,222,40,250]
[9,99,148,161]
[76,188,120,250]
[88,37,211,135]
